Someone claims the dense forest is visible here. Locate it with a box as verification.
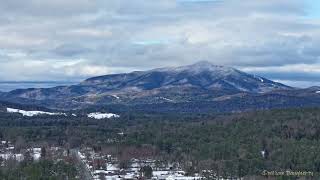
[0,159,78,180]
[0,106,319,178]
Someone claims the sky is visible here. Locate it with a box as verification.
[0,0,319,88]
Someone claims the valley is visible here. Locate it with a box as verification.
[0,105,319,179]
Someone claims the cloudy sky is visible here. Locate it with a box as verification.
[0,0,319,87]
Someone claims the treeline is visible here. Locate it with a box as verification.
[122,108,320,177]
[0,159,77,180]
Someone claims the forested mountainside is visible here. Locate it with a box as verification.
[5,61,319,114]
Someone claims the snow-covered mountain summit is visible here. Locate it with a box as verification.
[154,61,236,75]
[82,61,291,92]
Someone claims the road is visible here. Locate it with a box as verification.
[71,149,94,180]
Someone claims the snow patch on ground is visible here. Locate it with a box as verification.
[159,97,174,102]
[258,77,264,82]
[316,91,320,94]
[254,75,264,82]
[0,153,24,162]
[7,108,66,117]
[87,112,120,119]
[111,95,120,99]
[32,148,42,161]
[6,108,120,120]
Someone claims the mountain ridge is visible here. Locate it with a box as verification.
[1,61,319,112]
[81,61,292,92]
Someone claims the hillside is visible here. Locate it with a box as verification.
[1,61,320,113]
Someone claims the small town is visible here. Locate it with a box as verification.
[77,147,204,180]
[0,138,212,180]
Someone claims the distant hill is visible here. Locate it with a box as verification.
[0,100,53,113]
[1,61,319,113]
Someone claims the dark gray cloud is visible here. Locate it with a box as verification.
[0,0,319,87]
[53,44,92,57]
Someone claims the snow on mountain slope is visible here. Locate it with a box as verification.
[87,112,120,119]
[154,61,237,75]
[6,107,119,119]
[82,61,292,93]
[7,108,66,117]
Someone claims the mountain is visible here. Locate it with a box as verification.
[1,61,319,112]
[125,86,320,113]
[81,61,291,92]
[0,100,52,113]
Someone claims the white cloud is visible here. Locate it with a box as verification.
[0,0,318,87]
[240,63,320,74]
